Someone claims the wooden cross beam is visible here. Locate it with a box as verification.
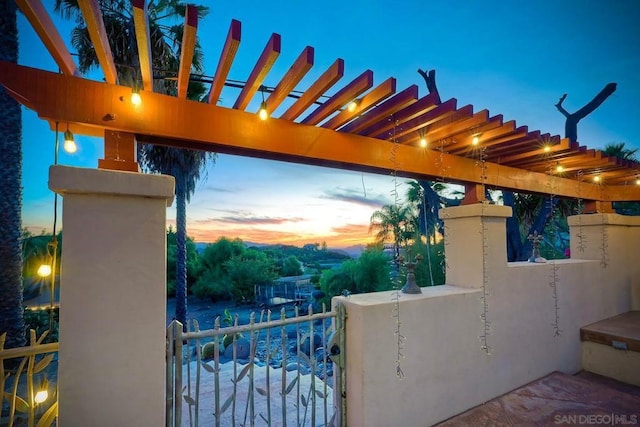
[1,62,639,203]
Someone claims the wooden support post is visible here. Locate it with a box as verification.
[98,130,140,172]
[583,200,614,214]
[461,183,486,205]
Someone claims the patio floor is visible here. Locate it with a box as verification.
[437,371,640,426]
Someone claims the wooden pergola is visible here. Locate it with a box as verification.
[4,0,640,211]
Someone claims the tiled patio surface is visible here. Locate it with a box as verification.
[437,371,640,426]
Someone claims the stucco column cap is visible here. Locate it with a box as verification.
[49,165,175,206]
[568,213,640,226]
[439,203,512,219]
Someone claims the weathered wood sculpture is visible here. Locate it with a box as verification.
[554,83,617,143]
[417,68,441,105]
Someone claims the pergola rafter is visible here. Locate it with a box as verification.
[177,4,198,99]
[208,19,241,105]
[77,0,117,84]
[132,0,153,91]
[5,1,640,204]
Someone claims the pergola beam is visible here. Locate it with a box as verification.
[339,85,419,134]
[322,77,396,130]
[77,0,117,84]
[2,62,638,201]
[233,33,281,110]
[208,19,241,105]
[177,4,198,99]
[132,0,153,91]
[361,92,439,138]
[16,0,78,76]
[302,70,374,126]
[400,109,488,146]
[264,46,314,114]
[280,58,344,121]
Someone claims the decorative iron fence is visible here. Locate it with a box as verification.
[0,331,58,427]
[166,303,346,427]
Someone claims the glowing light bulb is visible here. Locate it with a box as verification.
[63,129,77,153]
[636,178,640,186]
[347,101,358,112]
[64,139,77,153]
[543,145,551,152]
[34,390,48,404]
[472,135,480,146]
[556,164,564,173]
[37,264,52,277]
[419,137,427,148]
[131,91,142,106]
[593,175,601,183]
[258,102,268,121]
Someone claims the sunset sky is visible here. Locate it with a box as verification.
[17,0,640,249]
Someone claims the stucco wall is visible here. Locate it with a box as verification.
[335,207,640,427]
[51,165,174,427]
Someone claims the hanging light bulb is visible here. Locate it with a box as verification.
[257,85,268,120]
[418,129,427,148]
[63,127,77,153]
[347,99,360,112]
[258,101,268,120]
[593,175,601,183]
[471,135,480,146]
[543,145,551,153]
[131,84,142,106]
[37,263,52,277]
[636,177,640,186]
[556,164,564,173]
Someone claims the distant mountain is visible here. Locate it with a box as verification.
[194,241,355,262]
[331,244,365,258]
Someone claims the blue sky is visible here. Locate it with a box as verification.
[17,0,640,247]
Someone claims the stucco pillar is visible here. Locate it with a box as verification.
[568,214,640,309]
[439,204,512,288]
[49,165,174,427]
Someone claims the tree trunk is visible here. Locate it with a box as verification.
[503,191,522,262]
[175,178,188,328]
[520,198,558,261]
[0,0,25,348]
[555,83,617,143]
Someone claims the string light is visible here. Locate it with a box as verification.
[258,85,268,120]
[543,145,551,153]
[347,99,360,113]
[593,175,601,183]
[131,85,142,106]
[555,164,564,173]
[418,129,427,148]
[63,125,77,153]
[636,177,640,186]
[471,135,480,146]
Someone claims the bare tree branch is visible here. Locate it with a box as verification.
[554,83,617,143]
[554,94,570,117]
[574,82,617,119]
[418,68,441,104]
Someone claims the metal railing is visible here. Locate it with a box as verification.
[0,330,58,427]
[167,303,346,427]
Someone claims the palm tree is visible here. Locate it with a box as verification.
[0,0,26,348]
[603,142,638,162]
[603,142,640,216]
[369,204,416,260]
[55,0,214,326]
